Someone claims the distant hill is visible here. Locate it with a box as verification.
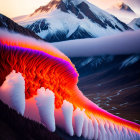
[0,13,42,40]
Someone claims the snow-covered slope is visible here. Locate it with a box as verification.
[129,18,140,30]
[107,2,135,13]
[106,2,136,24]
[14,0,131,42]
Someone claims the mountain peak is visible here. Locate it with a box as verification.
[62,0,85,5]
[31,0,60,15]
[16,0,131,42]
[112,1,134,13]
[31,0,87,16]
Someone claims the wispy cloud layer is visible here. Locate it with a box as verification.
[53,30,140,57]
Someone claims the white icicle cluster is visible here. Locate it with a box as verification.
[0,70,25,115]
[61,100,74,136]
[35,91,140,140]
[0,75,140,140]
[35,87,55,132]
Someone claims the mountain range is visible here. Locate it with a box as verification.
[14,0,131,42]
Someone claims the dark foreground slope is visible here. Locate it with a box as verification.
[0,100,63,140]
[0,100,87,140]
[71,55,140,124]
[0,14,42,40]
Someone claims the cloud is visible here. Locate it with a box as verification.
[53,30,140,57]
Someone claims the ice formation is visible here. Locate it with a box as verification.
[61,100,74,136]
[0,70,25,115]
[0,29,140,139]
[73,108,84,137]
[35,88,55,132]
[82,114,89,138]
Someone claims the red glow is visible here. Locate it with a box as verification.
[0,38,78,108]
[0,35,140,134]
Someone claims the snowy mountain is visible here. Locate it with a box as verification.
[129,17,140,30]
[107,2,135,13]
[71,55,140,76]
[106,2,136,23]
[0,14,42,40]
[14,0,131,42]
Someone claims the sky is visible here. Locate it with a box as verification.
[0,0,140,18]
[0,0,50,18]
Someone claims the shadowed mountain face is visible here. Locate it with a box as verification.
[71,55,140,124]
[0,14,42,40]
[15,0,132,42]
[31,0,130,29]
[0,100,63,140]
[32,0,112,29]
[118,2,134,12]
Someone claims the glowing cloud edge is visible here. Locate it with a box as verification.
[0,29,140,139]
